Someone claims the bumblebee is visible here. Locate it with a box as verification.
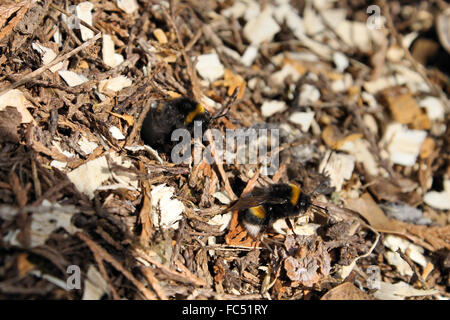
[140,97,210,153]
[226,183,314,238]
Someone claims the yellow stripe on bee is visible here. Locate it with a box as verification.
[249,205,266,219]
[289,184,301,206]
[185,103,205,124]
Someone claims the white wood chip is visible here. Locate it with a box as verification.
[0,89,34,123]
[222,1,246,19]
[78,136,98,155]
[333,51,349,73]
[102,34,124,68]
[243,1,261,21]
[363,114,378,134]
[336,21,372,53]
[28,200,80,247]
[151,184,184,230]
[195,53,225,82]
[289,111,315,132]
[116,0,138,14]
[274,4,305,39]
[212,191,231,205]
[273,218,318,236]
[322,8,347,27]
[32,43,63,72]
[319,151,355,191]
[53,28,62,46]
[243,8,280,45]
[208,212,232,232]
[270,64,301,85]
[330,73,353,93]
[383,235,428,268]
[67,156,110,199]
[67,154,138,198]
[298,84,320,105]
[76,2,94,41]
[109,126,125,140]
[98,75,132,93]
[82,265,109,300]
[384,251,413,276]
[363,75,407,94]
[424,179,450,210]
[303,5,324,36]
[58,70,89,87]
[261,100,287,117]
[50,160,67,170]
[240,44,259,67]
[380,123,427,166]
[339,139,379,176]
[418,96,445,121]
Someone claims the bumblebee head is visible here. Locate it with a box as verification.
[287,183,311,210]
[296,192,311,211]
[172,98,209,125]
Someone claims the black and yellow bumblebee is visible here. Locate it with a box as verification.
[225,183,320,238]
[140,97,210,153]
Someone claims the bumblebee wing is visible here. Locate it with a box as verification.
[222,190,287,213]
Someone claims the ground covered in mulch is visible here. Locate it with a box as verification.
[0,0,449,300]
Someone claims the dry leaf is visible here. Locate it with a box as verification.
[346,193,400,233]
[346,193,450,251]
[108,111,134,126]
[366,175,421,206]
[17,253,35,277]
[321,125,363,150]
[373,281,438,300]
[213,69,246,99]
[284,236,331,287]
[224,210,259,247]
[419,137,435,159]
[321,282,373,300]
[0,0,32,43]
[0,106,22,143]
[0,89,35,124]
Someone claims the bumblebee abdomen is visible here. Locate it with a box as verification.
[239,205,269,238]
[241,205,267,223]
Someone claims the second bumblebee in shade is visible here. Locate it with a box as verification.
[140,97,210,153]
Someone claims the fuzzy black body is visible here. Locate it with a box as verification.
[229,183,311,238]
[140,97,209,153]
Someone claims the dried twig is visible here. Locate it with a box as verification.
[134,247,207,287]
[140,267,168,300]
[77,232,157,300]
[0,33,102,95]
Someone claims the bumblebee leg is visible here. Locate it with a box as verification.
[249,233,273,253]
[285,218,298,236]
[259,235,274,253]
[262,236,283,246]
